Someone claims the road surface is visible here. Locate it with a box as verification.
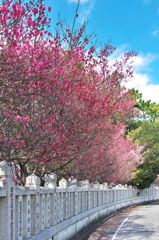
[87,200,159,240]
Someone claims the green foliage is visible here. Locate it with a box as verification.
[129,162,159,189]
[128,91,159,189]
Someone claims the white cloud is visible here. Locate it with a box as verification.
[136,87,159,104]
[138,84,159,103]
[126,72,150,89]
[109,45,159,103]
[127,53,159,103]
[94,44,159,103]
[125,73,159,103]
[78,2,94,24]
[152,30,159,36]
[131,52,158,71]
[125,72,159,103]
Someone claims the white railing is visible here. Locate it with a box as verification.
[0,160,159,240]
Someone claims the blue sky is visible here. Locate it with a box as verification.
[46,0,159,103]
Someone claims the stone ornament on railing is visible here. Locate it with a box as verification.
[78,179,90,189]
[102,182,108,189]
[92,181,100,189]
[44,173,57,189]
[0,160,16,190]
[26,174,40,188]
[99,183,106,189]
[68,177,77,187]
[114,184,123,189]
[59,179,68,189]
[0,160,15,179]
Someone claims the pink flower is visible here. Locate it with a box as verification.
[27,84,31,89]
[3,111,9,115]
[4,28,9,34]
[1,6,7,12]
[22,116,29,122]
[40,5,45,10]
[12,177,19,182]
[12,42,17,47]
[32,8,38,14]
[8,139,13,144]
[48,6,52,12]
[19,89,24,95]
[14,115,21,120]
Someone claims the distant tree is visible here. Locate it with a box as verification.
[128,90,159,189]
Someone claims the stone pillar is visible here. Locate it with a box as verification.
[23,194,31,238]
[74,187,79,215]
[26,174,40,235]
[0,161,15,240]
[124,184,128,199]
[102,183,108,204]
[50,190,57,225]
[99,184,104,206]
[40,194,45,230]
[64,190,69,219]
[16,195,23,240]
[83,180,91,210]
[70,190,74,216]
[44,173,57,226]
[68,178,77,216]
[46,193,50,228]
[82,189,85,212]
[114,186,118,202]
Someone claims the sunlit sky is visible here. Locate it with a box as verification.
[46,0,159,103]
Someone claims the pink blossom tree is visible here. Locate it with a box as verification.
[0,0,142,184]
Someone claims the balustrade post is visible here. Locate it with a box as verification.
[83,180,91,210]
[26,174,40,235]
[44,173,57,225]
[68,177,78,215]
[0,161,16,240]
[22,194,31,238]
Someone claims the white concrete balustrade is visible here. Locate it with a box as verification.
[0,160,159,240]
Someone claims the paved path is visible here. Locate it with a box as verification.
[86,200,159,240]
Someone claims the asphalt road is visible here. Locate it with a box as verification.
[86,200,159,240]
